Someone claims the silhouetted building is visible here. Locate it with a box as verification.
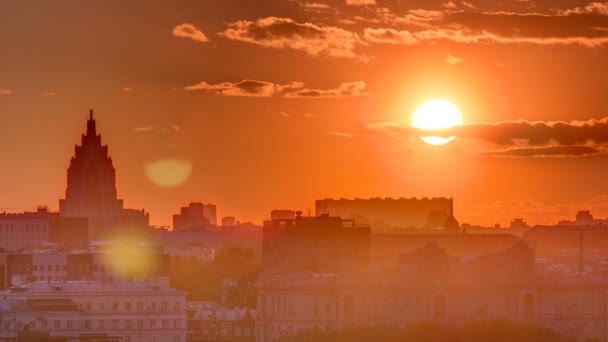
[262,213,371,275]
[173,202,217,231]
[269,210,295,220]
[443,197,460,230]
[315,197,453,230]
[222,216,236,227]
[59,110,149,238]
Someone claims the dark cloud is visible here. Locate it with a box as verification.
[454,118,608,146]
[480,145,602,157]
[366,118,608,157]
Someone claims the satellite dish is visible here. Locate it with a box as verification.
[11,275,24,287]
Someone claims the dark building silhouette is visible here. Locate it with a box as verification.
[315,197,454,230]
[59,110,149,238]
[173,202,217,231]
[262,213,371,274]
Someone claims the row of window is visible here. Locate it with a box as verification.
[0,224,47,231]
[75,301,183,312]
[1,319,184,331]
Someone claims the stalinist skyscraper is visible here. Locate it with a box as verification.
[59,110,149,238]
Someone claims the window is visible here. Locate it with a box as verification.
[125,303,131,311]
[84,320,92,329]
[113,303,118,311]
[162,320,168,328]
[149,302,156,311]
[137,320,144,329]
[67,320,73,329]
[174,302,180,311]
[47,265,52,271]
[112,320,119,329]
[174,320,180,328]
[126,320,132,329]
[344,295,355,320]
[161,302,168,310]
[137,302,144,311]
[98,320,105,329]
[150,320,156,328]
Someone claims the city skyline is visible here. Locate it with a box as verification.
[2,0,608,228]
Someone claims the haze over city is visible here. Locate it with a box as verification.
[2,1,608,342]
[3,0,608,228]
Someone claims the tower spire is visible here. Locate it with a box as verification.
[86,109,97,136]
[89,109,93,120]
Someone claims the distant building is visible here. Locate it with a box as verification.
[188,308,256,341]
[262,213,371,275]
[222,216,236,227]
[173,202,218,231]
[0,281,186,341]
[0,207,88,251]
[270,210,295,220]
[0,250,171,290]
[59,110,149,238]
[315,197,453,230]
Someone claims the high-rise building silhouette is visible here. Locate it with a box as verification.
[59,110,149,238]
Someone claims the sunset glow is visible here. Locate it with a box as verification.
[412,99,463,145]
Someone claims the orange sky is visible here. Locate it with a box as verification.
[1,0,608,227]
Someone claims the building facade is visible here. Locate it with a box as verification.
[0,281,187,341]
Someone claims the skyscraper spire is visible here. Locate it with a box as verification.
[87,109,97,137]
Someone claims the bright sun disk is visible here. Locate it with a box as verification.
[412,99,463,145]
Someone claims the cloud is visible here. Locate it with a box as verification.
[301,2,332,10]
[368,118,608,146]
[172,23,208,43]
[133,125,180,133]
[480,145,602,157]
[362,5,608,48]
[445,53,463,64]
[134,126,156,132]
[326,131,353,138]
[41,91,56,96]
[184,79,367,98]
[221,17,364,60]
[364,28,418,45]
[0,88,13,95]
[346,0,376,5]
[284,81,368,98]
[364,27,608,48]
[462,1,476,9]
[443,1,458,9]
[373,8,445,28]
[122,87,134,91]
[562,2,608,16]
[184,80,303,97]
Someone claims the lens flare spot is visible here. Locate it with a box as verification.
[144,159,192,188]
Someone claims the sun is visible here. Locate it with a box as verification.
[412,99,463,145]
